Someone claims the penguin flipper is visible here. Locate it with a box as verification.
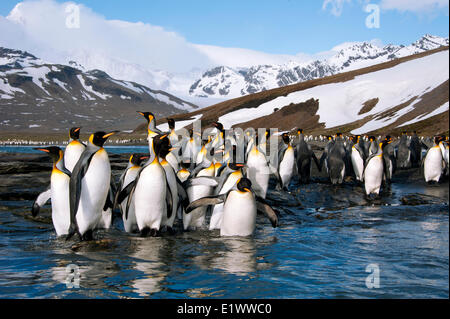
[191,163,207,177]
[255,196,279,228]
[185,194,226,214]
[32,188,51,217]
[166,180,173,219]
[69,150,96,238]
[216,163,227,177]
[115,180,136,206]
[175,176,188,200]
[103,186,115,212]
[183,176,219,189]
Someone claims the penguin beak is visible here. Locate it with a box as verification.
[243,188,250,192]
[103,131,118,139]
[35,148,49,153]
[74,127,81,133]
[140,156,149,160]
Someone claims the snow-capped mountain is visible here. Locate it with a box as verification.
[153,47,449,137]
[0,47,198,132]
[189,35,449,98]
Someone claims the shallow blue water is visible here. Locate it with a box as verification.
[0,145,149,154]
[0,146,448,298]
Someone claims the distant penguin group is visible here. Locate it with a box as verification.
[32,114,447,240]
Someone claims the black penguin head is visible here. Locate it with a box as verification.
[228,162,245,171]
[168,118,175,130]
[89,131,117,147]
[137,111,155,123]
[188,129,194,138]
[297,128,303,135]
[369,136,376,142]
[381,139,389,150]
[69,127,81,140]
[350,135,358,144]
[35,146,63,163]
[212,121,224,132]
[237,177,252,193]
[434,136,445,145]
[130,153,147,166]
[153,134,171,157]
[282,133,290,144]
[180,161,191,170]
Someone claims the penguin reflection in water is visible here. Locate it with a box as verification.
[185,178,278,237]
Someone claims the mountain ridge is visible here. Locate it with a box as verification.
[142,46,449,137]
[189,34,449,99]
[0,47,198,133]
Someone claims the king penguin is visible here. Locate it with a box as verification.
[137,111,164,154]
[209,162,245,230]
[381,135,396,184]
[127,134,171,236]
[295,129,320,184]
[326,133,347,185]
[159,139,179,233]
[115,153,147,233]
[410,131,428,168]
[184,148,216,230]
[186,178,278,237]
[64,127,86,172]
[33,146,71,236]
[396,132,411,169]
[363,138,386,197]
[350,135,365,182]
[423,136,445,183]
[166,118,180,172]
[275,133,296,190]
[67,131,117,240]
[246,132,270,198]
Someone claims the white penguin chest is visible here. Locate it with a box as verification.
[64,142,85,172]
[279,147,295,174]
[221,191,256,237]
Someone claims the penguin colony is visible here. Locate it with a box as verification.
[32,113,449,241]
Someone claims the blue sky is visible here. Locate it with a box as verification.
[0,0,448,55]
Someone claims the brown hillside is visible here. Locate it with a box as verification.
[138,45,449,136]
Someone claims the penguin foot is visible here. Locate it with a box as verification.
[366,193,379,201]
[81,230,94,241]
[140,227,151,237]
[150,228,159,237]
[166,226,177,235]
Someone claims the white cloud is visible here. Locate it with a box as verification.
[1,0,213,73]
[380,0,449,13]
